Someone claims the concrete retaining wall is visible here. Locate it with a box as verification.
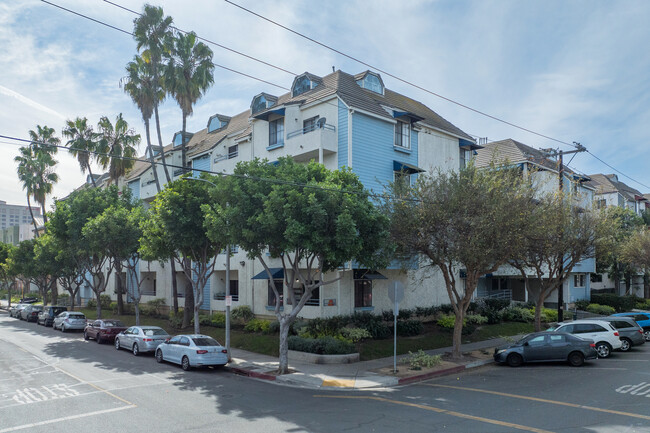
[288,350,359,364]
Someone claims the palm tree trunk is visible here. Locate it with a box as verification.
[26,195,40,238]
[40,201,48,226]
[154,105,171,184]
[86,160,97,187]
[144,119,161,193]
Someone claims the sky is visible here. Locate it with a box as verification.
[1,0,649,210]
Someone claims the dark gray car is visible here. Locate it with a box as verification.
[600,316,646,351]
[494,332,598,367]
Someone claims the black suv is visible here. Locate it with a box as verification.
[37,306,68,327]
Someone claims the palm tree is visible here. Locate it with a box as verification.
[96,114,140,184]
[165,31,214,171]
[133,4,173,183]
[14,146,40,236]
[28,126,59,226]
[62,117,99,187]
[122,55,161,192]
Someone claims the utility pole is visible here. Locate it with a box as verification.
[546,142,586,322]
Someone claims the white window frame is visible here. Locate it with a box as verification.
[394,122,411,150]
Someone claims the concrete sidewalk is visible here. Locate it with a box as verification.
[226,337,518,390]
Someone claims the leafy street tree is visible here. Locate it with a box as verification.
[205,158,392,374]
[33,234,62,305]
[384,163,538,358]
[140,176,224,332]
[83,204,145,320]
[621,227,650,299]
[96,114,140,184]
[132,3,173,183]
[123,55,163,192]
[48,186,131,318]
[0,242,17,307]
[165,31,214,171]
[510,193,601,331]
[9,240,54,304]
[62,117,99,187]
[28,125,60,226]
[595,206,645,295]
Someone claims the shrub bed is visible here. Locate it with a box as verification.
[586,303,616,316]
[287,335,355,355]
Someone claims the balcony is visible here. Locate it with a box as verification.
[285,123,336,161]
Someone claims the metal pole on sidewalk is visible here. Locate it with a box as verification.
[226,245,231,362]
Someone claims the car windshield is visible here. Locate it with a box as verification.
[192,337,220,347]
[143,329,167,336]
[32,306,43,311]
[546,325,558,331]
[104,321,124,327]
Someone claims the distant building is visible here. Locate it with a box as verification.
[0,200,41,231]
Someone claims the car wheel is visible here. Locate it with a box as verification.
[83,331,89,340]
[619,338,632,352]
[595,342,612,358]
[181,356,191,371]
[115,338,121,350]
[506,353,523,367]
[644,330,650,342]
[132,343,139,356]
[568,351,585,367]
[96,336,102,344]
[155,349,163,364]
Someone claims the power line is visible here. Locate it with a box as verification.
[223,0,577,148]
[586,150,650,190]
[39,0,288,91]
[103,0,298,77]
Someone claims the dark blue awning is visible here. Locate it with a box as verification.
[252,107,286,121]
[459,138,483,150]
[392,111,424,123]
[353,270,387,280]
[393,160,424,174]
[251,268,284,280]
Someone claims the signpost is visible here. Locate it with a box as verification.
[388,281,405,373]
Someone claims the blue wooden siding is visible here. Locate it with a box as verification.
[192,155,210,177]
[572,256,595,273]
[350,112,419,195]
[128,180,140,200]
[337,100,348,168]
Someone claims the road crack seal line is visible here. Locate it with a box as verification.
[424,384,650,421]
[314,395,554,433]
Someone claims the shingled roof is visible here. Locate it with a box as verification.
[586,173,646,201]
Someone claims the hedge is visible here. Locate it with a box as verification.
[287,335,355,355]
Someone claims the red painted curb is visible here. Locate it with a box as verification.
[397,365,466,385]
[228,366,276,381]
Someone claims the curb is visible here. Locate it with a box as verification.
[398,358,494,385]
[227,366,276,381]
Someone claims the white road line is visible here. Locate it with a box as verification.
[0,405,134,432]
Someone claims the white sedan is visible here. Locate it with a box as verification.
[155,335,229,371]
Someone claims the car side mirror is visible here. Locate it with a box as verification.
[523,342,529,346]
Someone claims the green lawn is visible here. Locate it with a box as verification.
[77,308,533,361]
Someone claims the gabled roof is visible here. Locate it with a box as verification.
[475,139,588,181]
[250,70,473,141]
[586,174,647,202]
[186,109,252,157]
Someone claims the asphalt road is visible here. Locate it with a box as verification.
[2,310,650,433]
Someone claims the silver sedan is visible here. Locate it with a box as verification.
[155,335,229,371]
[53,312,87,332]
[114,326,170,356]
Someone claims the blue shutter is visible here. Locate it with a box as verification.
[192,155,210,178]
[128,180,140,199]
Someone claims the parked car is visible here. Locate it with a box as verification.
[114,326,170,356]
[546,319,622,358]
[598,316,645,351]
[37,306,68,327]
[84,319,127,344]
[53,311,87,332]
[19,297,38,304]
[612,312,650,341]
[156,335,229,371]
[9,304,28,318]
[494,332,598,367]
[20,305,43,322]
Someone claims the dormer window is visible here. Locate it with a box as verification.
[207,114,231,133]
[356,72,384,94]
[251,93,278,115]
[172,131,193,148]
[291,73,321,97]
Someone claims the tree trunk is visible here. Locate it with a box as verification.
[41,201,48,226]
[278,316,291,374]
[50,279,57,306]
[154,106,171,184]
[182,260,193,328]
[96,291,102,319]
[451,311,465,359]
[644,272,650,299]
[87,161,97,187]
[534,297,544,332]
[115,263,124,315]
[194,304,200,334]
[26,195,40,238]
[624,272,632,296]
[170,258,178,314]
[144,119,161,193]
[134,302,140,326]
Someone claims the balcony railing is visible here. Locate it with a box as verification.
[287,123,335,139]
